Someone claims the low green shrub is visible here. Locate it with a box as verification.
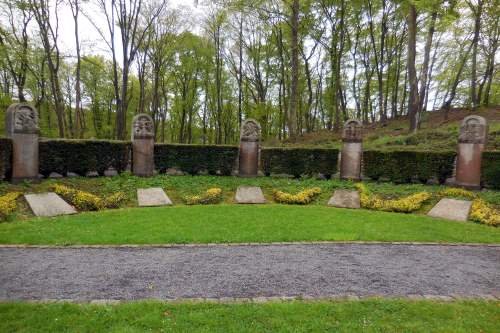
[482,151,500,189]
[39,139,130,176]
[155,144,238,175]
[362,150,455,183]
[261,147,338,177]
[0,138,12,180]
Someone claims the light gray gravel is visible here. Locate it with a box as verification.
[0,244,499,301]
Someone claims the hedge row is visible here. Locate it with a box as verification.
[0,138,12,180]
[155,144,238,175]
[39,139,130,176]
[261,147,338,177]
[482,151,500,189]
[0,139,498,188]
[362,150,456,184]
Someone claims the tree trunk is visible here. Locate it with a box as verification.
[418,10,437,114]
[288,0,299,138]
[407,4,419,132]
[470,0,484,111]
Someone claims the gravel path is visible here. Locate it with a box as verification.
[1,244,499,301]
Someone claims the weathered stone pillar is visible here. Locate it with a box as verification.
[455,115,488,190]
[5,103,39,183]
[239,119,261,177]
[340,119,363,181]
[131,114,155,177]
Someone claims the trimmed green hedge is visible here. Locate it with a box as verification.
[155,144,238,175]
[362,150,456,184]
[39,139,130,176]
[261,148,339,178]
[0,138,12,180]
[482,151,500,189]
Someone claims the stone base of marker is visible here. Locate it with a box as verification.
[25,193,77,217]
[340,142,362,181]
[239,141,259,177]
[328,190,360,209]
[235,186,266,204]
[455,142,484,190]
[427,198,472,222]
[132,139,154,177]
[11,133,39,184]
[137,188,172,207]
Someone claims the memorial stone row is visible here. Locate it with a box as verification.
[4,103,489,189]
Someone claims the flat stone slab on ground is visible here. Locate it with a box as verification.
[137,188,172,207]
[427,198,472,222]
[235,186,266,204]
[24,192,77,217]
[328,190,360,209]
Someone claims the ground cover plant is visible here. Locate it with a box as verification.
[0,299,498,333]
[273,187,322,204]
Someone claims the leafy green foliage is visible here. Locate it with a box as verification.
[0,138,11,180]
[155,144,238,175]
[261,147,339,177]
[482,151,500,189]
[39,139,130,176]
[362,150,456,184]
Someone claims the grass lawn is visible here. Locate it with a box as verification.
[1,299,499,333]
[0,205,499,245]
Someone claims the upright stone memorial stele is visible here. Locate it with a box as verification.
[239,119,261,177]
[455,115,488,189]
[5,103,39,183]
[340,119,363,181]
[131,113,155,177]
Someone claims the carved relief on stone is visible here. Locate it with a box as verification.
[6,103,39,136]
[132,114,154,139]
[240,119,261,142]
[342,119,363,142]
[458,115,488,144]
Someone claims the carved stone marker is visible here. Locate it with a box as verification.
[239,119,261,177]
[137,188,172,207]
[427,198,472,222]
[340,119,363,181]
[235,186,266,204]
[455,115,488,189]
[328,190,360,209]
[5,103,39,183]
[25,192,77,217]
[132,114,155,177]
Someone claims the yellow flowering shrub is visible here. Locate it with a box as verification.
[104,192,127,209]
[439,188,477,200]
[185,188,223,205]
[0,192,21,221]
[355,183,431,213]
[52,184,124,211]
[72,191,104,211]
[273,187,321,205]
[438,187,499,226]
[470,199,500,227]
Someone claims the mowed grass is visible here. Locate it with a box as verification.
[1,300,499,333]
[0,205,499,245]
